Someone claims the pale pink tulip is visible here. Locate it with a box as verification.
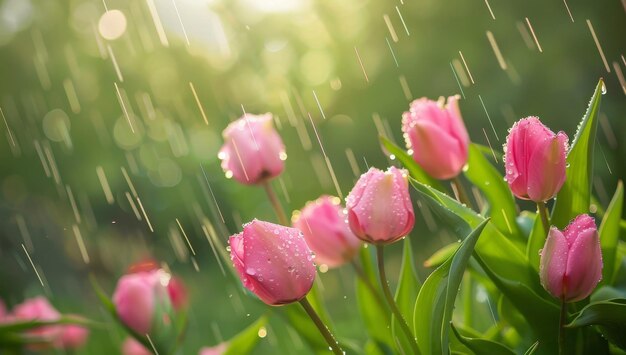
[345,167,414,244]
[218,113,286,185]
[199,343,227,355]
[122,337,152,355]
[540,214,603,302]
[504,117,568,202]
[12,296,61,343]
[57,323,89,349]
[401,96,469,179]
[128,259,188,311]
[229,220,316,305]
[293,196,362,268]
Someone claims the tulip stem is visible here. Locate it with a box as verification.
[350,259,387,311]
[299,297,343,355]
[537,202,551,235]
[559,298,567,355]
[452,177,473,210]
[262,181,289,225]
[376,245,420,354]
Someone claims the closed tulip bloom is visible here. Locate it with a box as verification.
[293,196,362,268]
[122,338,152,355]
[540,214,602,302]
[229,220,316,306]
[401,96,469,180]
[345,167,415,244]
[128,259,188,311]
[57,323,89,349]
[218,113,286,185]
[113,270,172,334]
[12,296,61,342]
[504,117,568,202]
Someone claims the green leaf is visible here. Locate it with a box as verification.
[566,299,626,350]
[451,323,515,355]
[600,181,624,285]
[392,238,421,354]
[526,212,546,271]
[464,144,523,244]
[223,316,268,355]
[413,218,489,355]
[523,341,540,355]
[356,247,394,350]
[0,316,97,334]
[380,135,446,192]
[551,79,604,228]
[424,242,460,268]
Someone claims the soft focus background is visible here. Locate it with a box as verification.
[0,0,624,353]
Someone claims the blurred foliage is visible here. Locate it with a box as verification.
[0,0,624,353]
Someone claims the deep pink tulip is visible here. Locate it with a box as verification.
[229,220,316,305]
[401,96,469,180]
[113,270,172,334]
[345,167,415,244]
[122,337,152,355]
[57,323,89,349]
[218,113,286,185]
[293,195,362,268]
[199,343,227,355]
[504,117,568,202]
[128,259,188,311]
[539,214,603,302]
[12,296,61,343]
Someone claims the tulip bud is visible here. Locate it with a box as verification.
[199,343,227,355]
[539,214,602,302]
[12,296,61,343]
[113,270,172,334]
[401,96,469,180]
[345,167,415,244]
[57,323,89,349]
[229,220,316,306]
[122,337,152,355]
[128,259,188,311]
[504,117,568,202]
[293,196,362,268]
[218,113,286,185]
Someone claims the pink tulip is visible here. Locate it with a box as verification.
[401,96,469,180]
[539,214,602,302]
[12,296,61,342]
[0,299,6,321]
[128,259,188,311]
[345,167,415,244]
[293,195,362,268]
[218,113,286,185]
[57,323,89,349]
[504,117,568,202]
[229,220,316,305]
[122,337,152,355]
[113,270,172,334]
[199,343,228,355]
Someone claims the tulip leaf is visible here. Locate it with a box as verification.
[464,144,524,244]
[413,218,489,355]
[551,79,604,228]
[424,242,461,268]
[523,341,540,355]
[379,135,446,192]
[526,212,546,271]
[451,323,516,355]
[223,316,267,355]
[356,247,395,351]
[392,238,421,354]
[600,181,624,285]
[566,299,626,350]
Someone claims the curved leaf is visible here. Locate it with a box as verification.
[451,323,515,355]
[600,181,624,285]
[551,79,604,228]
[566,299,626,350]
[424,242,460,268]
[393,238,421,354]
[223,316,267,355]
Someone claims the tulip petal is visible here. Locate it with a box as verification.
[539,228,569,299]
[526,132,567,202]
[408,120,466,179]
[113,276,155,334]
[445,95,470,150]
[563,214,596,247]
[564,228,602,301]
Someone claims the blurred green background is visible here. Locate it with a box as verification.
[0,0,624,353]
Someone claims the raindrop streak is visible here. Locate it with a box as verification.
[478,94,500,141]
[136,196,154,232]
[200,163,226,224]
[612,62,626,95]
[72,224,90,264]
[399,75,412,100]
[107,46,124,82]
[563,0,574,22]
[482,128,499,163]
[189,82,209,125]
[385,37,399,67]
[383,14,399,43]
[586,19,610,73]
[146,0,170,46]
[22,244,45,288]
[395,6,410,36]
[171,0,190,46]
[524,17,543,53]
[307,113,343,198]
[96,166,115,204]
[450,62,466,99]
[458,51,475,84]
[312,90,326,119]
[486,31,507,70]
[484,0,496,19]
[176,218,196,256]
[354,47,369,83]
[0,107,16,147]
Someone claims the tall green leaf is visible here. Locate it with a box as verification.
[600,181,624,285]
[414,218,489,355]
[526,213,545,271]
[451,323,515,355]
[223,316,268,355]
[392,238,421,354]
[551,79,604,228]
[464,144,523,244]
[566,299,626,350]
[379,135,445,192]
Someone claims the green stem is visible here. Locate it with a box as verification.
[537,201,551,235]
[376,245,420,354]
[299,297,343,355]
[559,298,567,355]
[262,180,288,225]
[350,259,388,311]
[452,177,474,210]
